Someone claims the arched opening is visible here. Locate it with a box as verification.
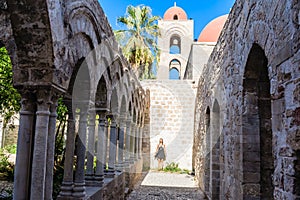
[94,75,108,179]
[169,68,180,80]
[173,15,178,20]
[59,57,91,197]
[0,45,21,148]
[117,95,126,164]
[95,76,108,109]
[211,100,220,199]
[110,88,119,114]
[169,59,181,80]
[204,107,211,195]
[242,44,273,199]
[169,35,181,54]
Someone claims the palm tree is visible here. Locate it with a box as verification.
[115,5,160,79]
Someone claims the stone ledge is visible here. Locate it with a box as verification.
[86,171,125,200]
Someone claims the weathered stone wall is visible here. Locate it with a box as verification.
[142,80,196,170]
[193,0,300,199]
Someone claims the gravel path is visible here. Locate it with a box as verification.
[126,171,206,200]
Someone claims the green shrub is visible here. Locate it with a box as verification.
[0,153,14,182]
[163,162,191,174]
[4,144,17,154]
[163,162,181,173]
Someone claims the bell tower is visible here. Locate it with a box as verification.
[157,3,194,80]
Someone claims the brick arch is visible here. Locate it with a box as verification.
[242,43,274,199]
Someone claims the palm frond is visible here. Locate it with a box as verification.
[115,4,161,79]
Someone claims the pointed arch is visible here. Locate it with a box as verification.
[242,43,273,199]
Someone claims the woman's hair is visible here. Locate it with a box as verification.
[159,138,163,144]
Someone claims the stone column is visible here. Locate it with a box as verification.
[103,115,109,176]
[30,89,51,199]
[107,114,118,177]
[86,112,96,185]
[13,92,35,200]
[124,116,132,164]
[135,122,140,160]
[130,122,136,162]
[94,112,107,186]
[45,96,59,199]
[116,115,126,169]
[138,121,144,159]
[72,109,88,197]
[59,101,76,197]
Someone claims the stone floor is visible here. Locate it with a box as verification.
[126,171,206,200]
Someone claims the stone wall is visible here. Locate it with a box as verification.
[193,0,300,199]
[142,80,196,170]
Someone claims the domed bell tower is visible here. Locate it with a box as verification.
[157,3,194,80]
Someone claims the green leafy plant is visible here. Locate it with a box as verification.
[52,98,68,199]
[163,162,181,173]
[4,144,17,154]
[0,153,14,182]
[0,47,21,127]
[163,162,191,174]
[115,5,160,80]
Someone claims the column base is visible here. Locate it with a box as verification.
[58,181,73,197]
[104,168,115,178]
[85,174,98,186]
[72,182,86,198]
[94,175,104,186]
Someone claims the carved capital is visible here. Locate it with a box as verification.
[19,90,35,113]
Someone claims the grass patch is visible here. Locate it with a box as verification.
[163,162,191,174]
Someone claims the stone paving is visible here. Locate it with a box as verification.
[126,171,206,200]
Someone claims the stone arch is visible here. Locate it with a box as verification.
[110,87,119,115]
[242,43,274,199]
[65,2,102,45]
[173,14,178,20]
[204,106,211,196]
[65,32,96,93]
[71,58,92,111]
[128,101,132,117]
[170,34,181,54]
[165,27,189,40]
[169,59,181,79]
[120,95,127,116]
[211,99,221,199]
[95,76,108,109]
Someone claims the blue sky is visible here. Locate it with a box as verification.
[99,0,236,40]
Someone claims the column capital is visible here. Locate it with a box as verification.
[95,108,109,118]
[119,115,127,127]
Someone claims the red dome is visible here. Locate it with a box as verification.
[163,4,187,20]
[198,15,228,42]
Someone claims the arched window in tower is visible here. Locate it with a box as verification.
[173,15,178,20]
[169,35,181,54]
[169,59,181,79]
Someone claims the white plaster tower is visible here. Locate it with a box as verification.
[157,3,194,79]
